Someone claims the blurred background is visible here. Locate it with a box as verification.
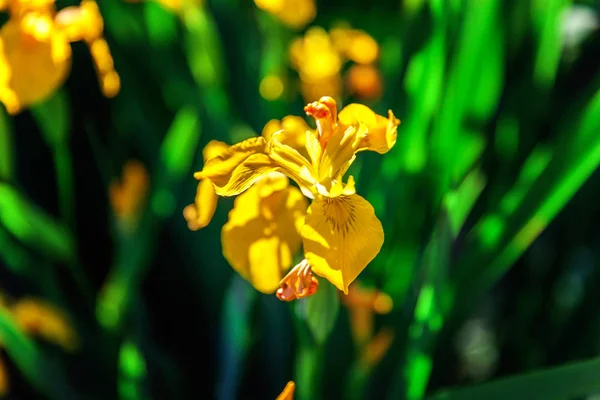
[1,0,600,399]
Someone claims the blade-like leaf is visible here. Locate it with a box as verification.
[304,280,340,345]
[0,183,74,262]
[428,356,600,400]
[0,307,76,400]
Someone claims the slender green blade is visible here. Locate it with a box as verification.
[0,183,74,262]
[428,356,600,400]
[0,307,76,400]
[304,280,340,345]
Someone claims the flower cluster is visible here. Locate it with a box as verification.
[289,25,382,103]
[0,0,119,114]
[186,96,399,300]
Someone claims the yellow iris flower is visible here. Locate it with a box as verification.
[185,116,312,294]
[193,96,400,299]
[0,0,119,114]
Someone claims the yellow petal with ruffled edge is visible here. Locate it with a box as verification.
[302,194,383,293]
[202,139,229,162]
[0,17,71,114]
[194,137,279,197]
[221,176,307,293]
[338,104,400,154]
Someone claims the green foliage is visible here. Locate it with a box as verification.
[0,0,600,399]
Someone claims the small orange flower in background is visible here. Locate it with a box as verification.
[289,25,383,103]
[342,283,395,369]
[0,294,78,395]
[276,381,295,400]
[109,160,150,233]
[0,0,120,114]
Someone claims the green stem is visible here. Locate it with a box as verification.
[53,145,75,229]
[52,144,94,304]
[292,307,324,400]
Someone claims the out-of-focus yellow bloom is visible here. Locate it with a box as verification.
[360,328,394,368]
[259,74,285,101]
[11,297,79,352]
[109,160,150,232]
[289,27,342,101]
[276,381,295,400]
[193,96,400,299]
[0,0,119,114]
[0,294,78,395]
[289,25,381,102]
[342,283,394,369]
[0,357,7,396]
[346,64,382,101]
[124,0,204,15]
[330,26,379,65]
[254,0,315,29]
[183,140,229,230]
[342,283,393,344]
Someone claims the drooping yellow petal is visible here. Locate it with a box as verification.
[302,194,384,293]
[221,174,307,293]
[0,17,71,113]
[276,381,296,400]
[183,178,218,230]
[338,104,400,154]
[194,137,279,197]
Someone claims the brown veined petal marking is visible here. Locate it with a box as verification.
[301,194,384,293]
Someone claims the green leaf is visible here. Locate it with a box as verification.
[182,7,225,87]
[304,280,340,345]
[216,276,255,400]
[144,1,179,46]
[0,108,12,180]
[445,168,486,238]
[0,307,77,400]
[455,86,600,310]
[30,90,70,148]
[159,106,202,179]
[428,356,600,400]
[0,183,74,262]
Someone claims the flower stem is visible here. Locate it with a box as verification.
[53,145,94,304]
